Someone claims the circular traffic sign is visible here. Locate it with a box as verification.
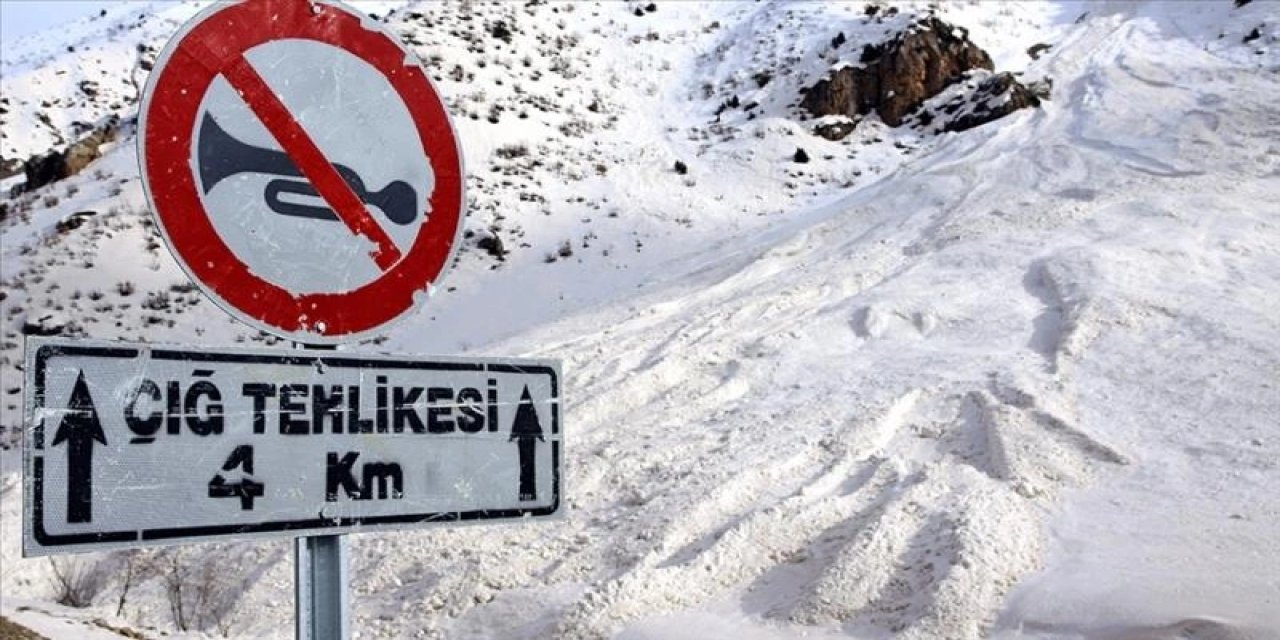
[139,0,465,343]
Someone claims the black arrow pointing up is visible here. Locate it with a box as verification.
[509,385,544,502]
[51,371,107,524]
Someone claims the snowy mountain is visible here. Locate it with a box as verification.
[2,1,1279,638]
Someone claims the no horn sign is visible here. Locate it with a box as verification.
[139,0,465,342]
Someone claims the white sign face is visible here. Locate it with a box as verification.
[23,338,562,556]
[195,38,434,294]
[138,0,466,342]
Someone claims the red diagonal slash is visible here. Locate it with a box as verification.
[221,54,402,271]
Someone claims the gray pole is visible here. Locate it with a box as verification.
[294,342,350,640]
[296,534,350,639]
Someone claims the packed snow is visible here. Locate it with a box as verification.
[1,1,1278,639]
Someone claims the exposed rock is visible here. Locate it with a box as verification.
[935,71,1042,133]
[66,117,119,175]
[477,233,507,260]
[23,150,68,191]
[802,15,1042,133]
[22,313,68,337]
[70,120,97,137]
[0,158,22,180]
[1027,43,1052,60]
[56,211,97,234]
[1027,77,1053,101]
[793,147,810,164]
[812,116,858,141]
[673,160,688,175]
[20,117,119,192]
[490,21,513,43]
[800,16,994,127]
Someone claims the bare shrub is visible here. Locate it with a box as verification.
[113,550,155,617]
[141,291,170,311]
[159,546,248,635]
[47,556,110,607]
[495,144,529,159]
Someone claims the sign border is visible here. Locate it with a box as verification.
[24,337,562,556]
[137,0,468,344]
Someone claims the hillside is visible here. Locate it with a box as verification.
[2,1,1279,639]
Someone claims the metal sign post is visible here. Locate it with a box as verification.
[296,534,350,639]
[294,341,349,640]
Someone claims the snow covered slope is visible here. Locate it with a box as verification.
[2,1,1279,639]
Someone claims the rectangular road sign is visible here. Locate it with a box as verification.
[23,337,562,556]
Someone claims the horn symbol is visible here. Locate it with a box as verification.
[197,113,419,226]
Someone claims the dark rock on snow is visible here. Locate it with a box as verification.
[940,71,1042,133]
[477,233,507,260]
[812,118,857,141]
[20,117,119,192]
[56,210,97,233]
[23,315,67,337]
[801,16,993,127]
[1027,43,1052,60]
[801,16,1039,132]
[22,151,69,192]
[0,158,25,180]
[490,21,513,43]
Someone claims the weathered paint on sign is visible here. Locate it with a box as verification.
[138,0,466,342]
[23,338,562,556]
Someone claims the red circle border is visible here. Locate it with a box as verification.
[142,0,463,340]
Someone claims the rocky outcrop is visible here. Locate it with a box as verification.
[940,71,1042,133]
[800,16,1040,137]
[64,120,118,174]
[801,17,992,127]
[812,116,858,141]
[22,151,69,192]
[19,116,119,193]
[903,70,1048,134]
[0,158,21,180]
[22,312,72,337]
